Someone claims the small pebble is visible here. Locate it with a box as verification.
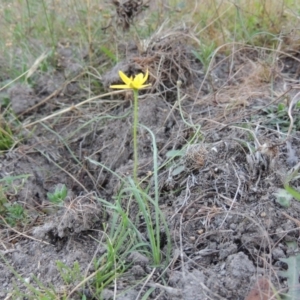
[24,277,30,284]
[229,223,237,230]
[197,229,204,235]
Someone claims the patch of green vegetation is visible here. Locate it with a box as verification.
[47,184,68,205]
[259,102,300,133]
[0,0,112,85]
[3,203,26,227]
[83,126,172,296]
[91,236,128,297]
[99,45,118,63]
[275,162,300,208]
[0,89,23,151]
[192,41,216,72]
[0,186,8,214]
[0,174,31,226]
[274,188,293,208]
[0,123,14,150]
[56,261,82,285]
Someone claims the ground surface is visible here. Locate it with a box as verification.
[1,30,300,300]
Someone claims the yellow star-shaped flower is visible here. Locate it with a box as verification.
[110,69,151,90]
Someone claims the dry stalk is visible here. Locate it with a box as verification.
[23,90,125,128]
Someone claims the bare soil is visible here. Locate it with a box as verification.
[1,35,300,299]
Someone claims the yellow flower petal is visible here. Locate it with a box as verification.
[142,69,149,84]
[134,73,144,83]
[119,71,132,86]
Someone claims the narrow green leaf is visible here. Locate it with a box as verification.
[279,246,300,300]
[284,184,300,201]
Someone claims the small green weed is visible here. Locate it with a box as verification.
[275,162,300,207]
[47,184,68,205]
[0,174,30,226]
[92,237,127,296]
[0,122,14,151]
[56,261,83,285]
[84,125,171,297]
[192,41,216,71]
[99,46,118,63]
[259,102,300,133]
[3,203,26,227]
[87,124,171,267]
[0,185,6,207]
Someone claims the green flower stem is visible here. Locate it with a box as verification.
[133,89,139,183]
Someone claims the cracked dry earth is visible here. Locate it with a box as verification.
[1,41,300,299]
